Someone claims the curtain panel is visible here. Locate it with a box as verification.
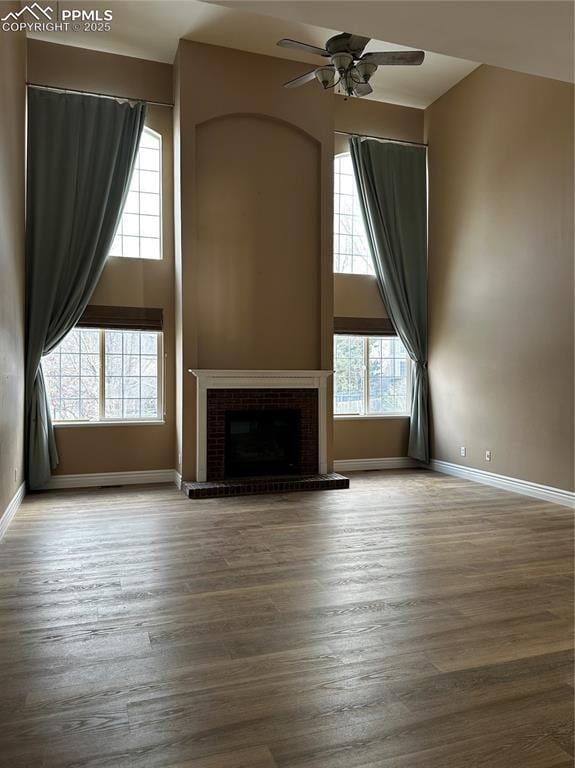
[350,137,429,463]
[25,88,146,489]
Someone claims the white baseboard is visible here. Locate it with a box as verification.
[174,471,182,490]
[430,459,575,508]
[334,457,418,473]
[0,482,25,540]
[47,469,180,490]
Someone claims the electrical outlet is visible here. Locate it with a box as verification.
[460,446,466,457]
[485,450,492,462]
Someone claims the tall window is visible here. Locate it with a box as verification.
[42,328,163,423]
[109,127,162,260]
[334,335,410,416]
[334,153,374,275]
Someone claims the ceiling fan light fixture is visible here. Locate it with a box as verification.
[314,66,336,89]
[331,51,353,73]
[356,60,377,83]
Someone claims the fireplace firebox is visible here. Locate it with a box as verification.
[225,409,300,478]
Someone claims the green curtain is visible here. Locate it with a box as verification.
[25,89,146,490]
[350,137,429,463]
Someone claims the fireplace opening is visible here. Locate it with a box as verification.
[224,409,301,478]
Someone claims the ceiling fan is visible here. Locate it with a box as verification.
[277,32,425,98]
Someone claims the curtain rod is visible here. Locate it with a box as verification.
[335,129,427,148]
[26,82,173,109]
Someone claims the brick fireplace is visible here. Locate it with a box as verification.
[184,370,348,497]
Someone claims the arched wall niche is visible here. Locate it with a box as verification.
[193,112,322,370]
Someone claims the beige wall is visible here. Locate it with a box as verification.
[334,274,388,319]
[174,41,335,479]
[25,43,176,476]
[426,65,574,491]
[27,39,172,105]
[194,114,321,370]
[0,10,26,513]
[334,418,409,461]
[333,95,423,462]
[334,95,424,146]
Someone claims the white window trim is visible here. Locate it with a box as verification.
[334,414,410,421]
[333,334,412,419]
[53,420,166,428]
[109,125,163,261]
[49,328,165,426]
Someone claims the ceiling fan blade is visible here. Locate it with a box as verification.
[353,82,373,97]
[277,38,329,57]
[283,70,318,89]
[361,50,425,66]
[326,32,371,57]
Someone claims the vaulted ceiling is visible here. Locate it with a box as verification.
[27,1,572,110]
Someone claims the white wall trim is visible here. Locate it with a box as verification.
[334,457,417,472]
[189,369,332,483]
[430,459,575,508]
[174,471,182,490]
[46,469,179,490]
[0,482,25,541]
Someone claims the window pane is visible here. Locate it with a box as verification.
[110,127,162,260]
[333,153,374,275]
[333,335,365,415]
[122,235,140,258]
[102,330,162,421]
[367,335,410,415]
[105,398,122,419]
[140,216,160,238]
[42,328,101,422]
[140,171,160,194]
[140,237,161,260]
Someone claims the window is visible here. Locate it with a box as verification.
[334,153,374,275]
[42,328,163,423]
[109,127,162,260]
[334,334,410,416]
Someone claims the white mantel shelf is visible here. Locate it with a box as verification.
[188,369,333,482]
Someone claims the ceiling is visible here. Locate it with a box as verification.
[211,0,574,83]
[29,0,481,109]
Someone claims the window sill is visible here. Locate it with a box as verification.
[334,414,410,421]
[108,255,164,262]
[53,420,166,428]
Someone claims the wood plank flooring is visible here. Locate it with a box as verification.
[0,469,572,767]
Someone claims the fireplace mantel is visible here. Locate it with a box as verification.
[189,369,332,482]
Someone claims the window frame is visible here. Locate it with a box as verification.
[333,334,412,420]
[109,125,163,261]
[45,328,165,427]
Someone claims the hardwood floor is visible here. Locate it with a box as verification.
[0,469,572,767]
